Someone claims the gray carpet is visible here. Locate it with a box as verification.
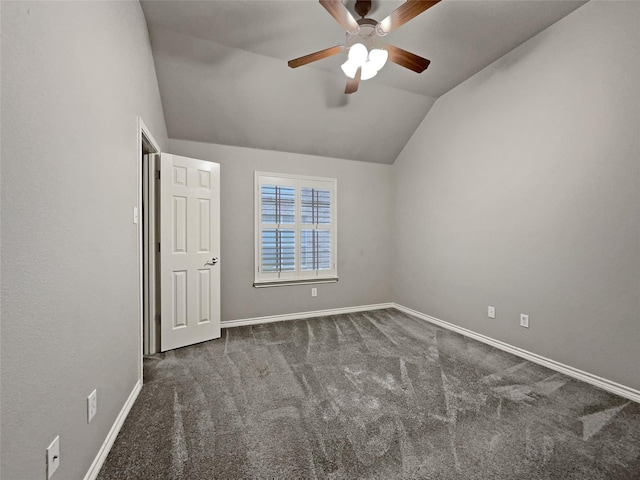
[97,308,640,479]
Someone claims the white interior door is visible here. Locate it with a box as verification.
[160,153,221,351]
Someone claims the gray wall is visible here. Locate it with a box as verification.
[169,139,393,322]
[392,1,639,390]
[1,2,167,479]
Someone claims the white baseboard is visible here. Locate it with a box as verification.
[393,303,640,404]
[83,379,143,480]
[222,303,394,329]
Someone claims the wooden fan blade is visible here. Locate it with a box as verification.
[288,46,343,68]
[319,0,359,32]
[345,67,361,94]
[379,0,441,34]
[385,44,430,73]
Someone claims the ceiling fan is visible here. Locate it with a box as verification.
[288,0,441,94]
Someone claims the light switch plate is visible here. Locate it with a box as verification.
[488,306,496,319]
[47,436,60,479]
[520,314,530,328]
[88,389,97,423]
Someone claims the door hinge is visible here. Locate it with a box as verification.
[155,170,160,180]
[157,243,160,253]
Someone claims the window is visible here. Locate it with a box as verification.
[255,172,337,286]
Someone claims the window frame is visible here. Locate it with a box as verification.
[254,171,338,287]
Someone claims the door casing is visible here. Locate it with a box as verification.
[138,118,161,360]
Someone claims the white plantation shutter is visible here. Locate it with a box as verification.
[260,184,296,274]
[300,230,331,271]
[261,229,295,273]
[299,183,333,278]
[255,172,337,286]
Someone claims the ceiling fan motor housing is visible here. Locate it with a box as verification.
[354,0,372,19]
[346,20,384,51]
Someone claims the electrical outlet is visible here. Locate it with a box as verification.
[47,436,60,479]
[520,314,529,328]
[87,389,97,423]
[488,306,496,319]
[311,288,317,297]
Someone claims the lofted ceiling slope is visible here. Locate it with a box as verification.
[141,0,586,165]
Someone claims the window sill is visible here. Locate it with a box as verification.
[253,277,339,288]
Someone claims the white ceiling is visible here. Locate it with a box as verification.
[141,0,586,164]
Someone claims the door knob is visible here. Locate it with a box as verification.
[204,256,219,266]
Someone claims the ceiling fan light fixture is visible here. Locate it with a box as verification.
[288,0,438,93]
[342,44,387,81]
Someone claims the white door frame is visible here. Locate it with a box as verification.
[137,117,161,381]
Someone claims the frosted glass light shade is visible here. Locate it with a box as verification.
[360,62,378,81]
[347,43,368,66]
[341,60,359,79]
[368,49,388,71]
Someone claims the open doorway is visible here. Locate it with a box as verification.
[137,119,221,361]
